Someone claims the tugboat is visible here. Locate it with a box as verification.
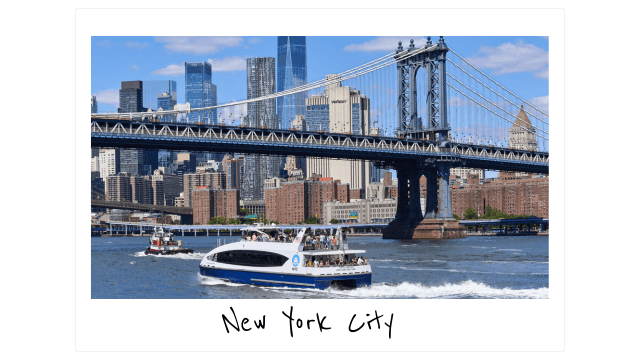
[144,227,194,255]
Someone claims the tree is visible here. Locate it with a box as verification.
[330,219,339,224]
[463,207,478,220]
[304,216,319,224]
[452,214,462,221]
[239,208,249,216]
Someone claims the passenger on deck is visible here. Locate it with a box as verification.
[357,257,363,265]
[364,257,369,265]
[252,234,257,241]
[331,236,336,250]
[314,258,318,267]
[308,259,312,267]
[319,260,324,267]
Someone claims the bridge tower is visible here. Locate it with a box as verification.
[384,36,464,240]
[396,36,450,142]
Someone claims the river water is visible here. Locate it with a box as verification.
[91,235,549,299]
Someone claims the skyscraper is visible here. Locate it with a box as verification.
[242,57,280,201]
[186,61,219,162]
[118,81,145,113]
[277,36,307,130]
[143,80,177,111]
[305,75,372,192]
[277,37,308,178]
[91,95,97,114]
[185,62,217,125]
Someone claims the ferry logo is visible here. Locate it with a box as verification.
[292,254,300,267]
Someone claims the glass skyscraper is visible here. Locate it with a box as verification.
[91,95,97,114]
[185,62,217,125]
[143,80,177,111]
[242,57,280,201]
[277,36,307,130]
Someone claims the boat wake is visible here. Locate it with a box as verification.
[196,275,548,299]
[323,280,549,299]
[132,251,205,260]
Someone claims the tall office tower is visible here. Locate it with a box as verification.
[305,75,371,191]
[120,150,143,175]
[99,149,120,180]
[157,92,177,120]
[143,80,177,111]
[185,62,219,162]
[185,62,217,125]
[118,81,145,113]
[242,57,280,201]
[277,36,307,130]
[91,95,97,114]
[222,154,243,190]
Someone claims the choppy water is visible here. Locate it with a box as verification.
[91,235,548,299]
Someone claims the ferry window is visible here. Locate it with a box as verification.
[215,250,289,267]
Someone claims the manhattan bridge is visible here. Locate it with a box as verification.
[91,37,549,239]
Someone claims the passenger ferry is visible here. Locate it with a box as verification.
[199,226,371,289]
[144,227,194,255]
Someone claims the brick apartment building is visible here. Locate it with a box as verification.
[183,170,227,208]
[450,172,549,218]
[264,177,350,224]
[192,186,240,225]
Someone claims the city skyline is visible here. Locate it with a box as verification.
[91,36,549,120]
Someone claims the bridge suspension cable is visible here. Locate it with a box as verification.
[447,73,549,135]
[446,58,549,125]
[448,47,549,117]
[94,44,437,119]
[446,82,549,141]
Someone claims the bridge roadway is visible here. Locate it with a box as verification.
[91,199,192,215]
[91,118,549,174]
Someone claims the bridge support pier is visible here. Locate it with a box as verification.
[125,225,127,236]
[383,161,465,240]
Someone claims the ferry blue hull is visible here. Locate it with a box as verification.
[199,266,371,290]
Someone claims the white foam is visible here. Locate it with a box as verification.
[130,261,135,265]
[325,280,548,299]
[198,274,245,287]
[132,251,206,260]
[497,249,523,251]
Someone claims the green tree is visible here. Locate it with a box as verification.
[239,208,249,216]
[330,219,339,224]
[464,207,478,220]
[304,216,319,224]
[452,214,462,221]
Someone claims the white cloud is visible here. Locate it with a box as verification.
[207,56,246,72]
[93,89,119,106]
[344,36,430,52]
[248,38,262,44]
[96,40,112,48]
[155,36,243,54]
[131,64,140,72]
[152,63,185,76]
[534,68,549,80]
[126,41,149,50]
[527,95,549,114]
[466,40,548,76]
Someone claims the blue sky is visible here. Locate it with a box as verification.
[91,36,549,115]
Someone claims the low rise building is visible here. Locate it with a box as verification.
[323,198,397,224]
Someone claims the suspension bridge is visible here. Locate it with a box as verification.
[91,36,549,239]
